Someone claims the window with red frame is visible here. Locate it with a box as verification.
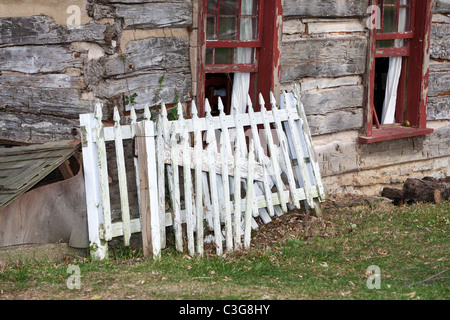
[197,0,282,116]
[360,0,434,143]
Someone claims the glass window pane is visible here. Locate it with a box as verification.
[215,48,235,64]
[377,40,394,48]
[235,47,254,64]
[241,0,257,15]
[207,0,218,14]
[240,17,257,40]
[383,5,397,33]
[220,0,239,15]
[219,17,238,39]
[206,17,217,39]
[206,48,214,64]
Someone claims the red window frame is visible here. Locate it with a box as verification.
[359,0,434,143]
[205,0,264,73]
[197,0,283,116]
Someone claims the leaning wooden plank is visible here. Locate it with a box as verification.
[282,92,315,208]
[233,139,242,250]
[80,112,108,260]
[292,84,326,202]
[244,140,256,249]
[259,94,288,213]
[270,93,299,208]
[192,101,204,256]
[136,120,161,259]
[113,107,131,246]
[94,103,113,241]
[247,95,275,219]
[220,132,233,252]
[130,107,142,220]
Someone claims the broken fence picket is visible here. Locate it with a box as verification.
[80,88,325,260]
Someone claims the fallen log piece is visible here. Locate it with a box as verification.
[403,178,449,204]
[382,178,450,204]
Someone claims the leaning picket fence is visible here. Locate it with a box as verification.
[80,86,325,260]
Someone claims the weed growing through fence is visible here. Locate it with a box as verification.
[0,200,448,300]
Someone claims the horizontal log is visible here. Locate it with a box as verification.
[427,95,450,121]
[0,16,107,47]
[430,23,450,60]
[301,85,364,115]
[0,45,82,74]
[91,71,192,107]
[283,0,368,18]
[100,37,190,77]
[306,108,363,135]
[281,36,367,82]
[0,86,93,119]
[87,2,192,29]
[0,112,79,144]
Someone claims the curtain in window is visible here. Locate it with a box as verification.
[230,0,254,116]
[381,0,407,124]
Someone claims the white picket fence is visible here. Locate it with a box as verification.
[80,86,325,260]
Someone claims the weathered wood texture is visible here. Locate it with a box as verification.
[382,177,450,204]
[281,37,367,82]
[283,0,369,18]
[86,1,192,29]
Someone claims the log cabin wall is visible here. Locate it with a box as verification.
[0,0,449,198]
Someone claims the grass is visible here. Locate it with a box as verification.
[0,200,448,300]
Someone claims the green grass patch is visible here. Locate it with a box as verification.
[0,200,448,300]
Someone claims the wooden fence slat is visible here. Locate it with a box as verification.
[130,107,142,219]
[233,138,242,250]
[94,103,113,241]
[247,95,275,219]
[179,103,195,256]
[206,100,223,256]
[113,107,131,246]
[80,111,109,260]
[244,140,256,249]
[156,112,167,247]
[192,101,204,256]
[220,132,233,252]
[169,130,183,252]
[282,92,315,208]
[293,85,326,202]
[270,94,300,208]
[259,94,288,213]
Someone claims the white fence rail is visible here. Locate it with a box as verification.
[80,86,325,260]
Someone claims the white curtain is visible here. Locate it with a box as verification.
[230,0,254,116]
[381,0,407,124]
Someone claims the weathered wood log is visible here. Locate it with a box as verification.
[381,187,404,201]
[382,177,450,204]
[281,36,367,82]
[403,178,449,204]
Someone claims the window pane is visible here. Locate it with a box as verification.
[383,5,397,33]
[377,40,394,48]
[207,0,218,14]
[241,0,257,15]
[240,17,258,40]
[219,17,238,39]
[206,48,214,64]
[215,48,235,64]
[236,47,254,64]
[206,17,217,39]
[220,0,239,15]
